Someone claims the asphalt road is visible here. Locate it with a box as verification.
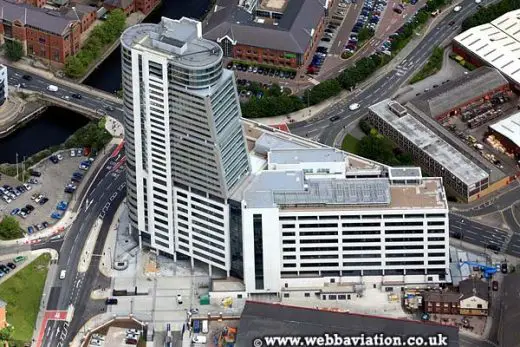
[448,214,509,252]
[5,66,124,122]
[456,182,520,217]
[289,0,491,146]
[39,151,126,347]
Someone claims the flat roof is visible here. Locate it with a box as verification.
[389,167,422,179]
[453,9,520,86]
[369,100,489,187]
[236,302,460,346]
[489,111,520,148]
[122,17,223,68]
[269,148,345,165]
[273,178,391,206]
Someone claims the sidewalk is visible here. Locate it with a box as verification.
[0,56,121,104]
[98,201,129,278]
[252,1,461,127]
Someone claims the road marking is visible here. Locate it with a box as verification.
[55,327,60,337]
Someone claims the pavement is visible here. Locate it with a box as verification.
[0,88,25,132]
[3,67,123,124]
[289,0,494,146]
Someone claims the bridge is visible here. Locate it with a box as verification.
[6,65,124,123]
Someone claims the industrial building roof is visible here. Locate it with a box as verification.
[422,291,461,303]
[369,100,489,187]
[409,67,509,118]
[0,0,77,35]
[453,9,520,86]
[269,148,345,165]
[236,301,460,346]
[203,0,325,54]
[489,111,520,148]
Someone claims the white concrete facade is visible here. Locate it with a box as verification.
[0,65,7,105]
[242,203,449,295]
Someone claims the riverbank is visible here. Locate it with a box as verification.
[0,89,47,139]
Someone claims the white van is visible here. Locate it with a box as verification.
[47,85,58,92]
[59,270,66,279]
[202,320,208,334]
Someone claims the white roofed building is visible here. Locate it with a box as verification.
[489,111,520,156]
[453,9,520,91]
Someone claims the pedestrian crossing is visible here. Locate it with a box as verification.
[394,64,409,77]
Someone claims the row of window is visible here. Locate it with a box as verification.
[279,214,446,221]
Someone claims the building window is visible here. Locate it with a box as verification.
[283,293,289,298]
[329,295,337,300]
[477,304,482,309]
[304,293,310,298]
[253,214,264,290]
[338,295,346,300]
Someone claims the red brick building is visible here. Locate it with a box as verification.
[103,0,160,16]
[203,0,329,68]
[15,0,45,8]
[60,4,98,33]
[422,292,461,314]
[0,0,81,65]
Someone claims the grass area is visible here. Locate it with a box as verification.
[0,230,24,241]
[0,253,51,344]
[341,134,360,154]
[409,47,444,84]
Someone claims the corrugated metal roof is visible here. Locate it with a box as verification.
[490,111,520,148]
[409,66,509,118]
[0,0,76,35]
[453,9,520,86]
[203,0,324,54]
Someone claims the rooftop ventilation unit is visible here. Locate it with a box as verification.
[388,101,408,118]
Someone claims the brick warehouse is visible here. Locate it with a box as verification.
[0,0,84,65]
[203,0,331,68]
[103,0,160,16]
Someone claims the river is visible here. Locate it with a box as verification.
[83,0,211,93]
[0,107,89,164]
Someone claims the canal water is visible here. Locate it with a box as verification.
[0,0,209,161]
[0,107,89,164]
[83,0,211,93]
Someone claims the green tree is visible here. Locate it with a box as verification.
[4,40,24,61]
[357,133,399,166]
[0,216,22,240]
[357,27,374,44]
[0,326,14,341]
[63,56,87,78]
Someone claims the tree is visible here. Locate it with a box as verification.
[357,133,399,166]
[0,326,13,341]
[0,216,22,240]
[4,40,24,61]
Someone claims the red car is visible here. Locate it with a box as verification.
[492,281,498,291]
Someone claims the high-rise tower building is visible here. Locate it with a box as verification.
[121,17,251,274]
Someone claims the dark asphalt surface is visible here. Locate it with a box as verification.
[38,151,126,347]
[449,214,508,252]
[5,66,123,122]
[289,0,495,146]
[456,181,520,217]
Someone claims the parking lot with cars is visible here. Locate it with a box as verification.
[0,148,96,235]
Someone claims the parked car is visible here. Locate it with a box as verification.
[105,298,118,305]
[22,75,32,81]
[492,281,498,291]
[501,263,508,274]
[30,170,41,177]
